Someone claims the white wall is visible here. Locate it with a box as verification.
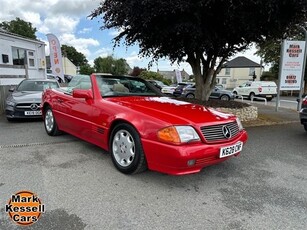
[0,33,46,85]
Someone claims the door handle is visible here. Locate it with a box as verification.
[57,99,63,103]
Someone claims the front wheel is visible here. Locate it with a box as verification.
[186,93,195,98]
[44,106,61,136]
[110,123,147,174]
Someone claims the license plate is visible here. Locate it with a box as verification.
[266,95,272,98]
[25,111,42,116]
[220,142,243,158]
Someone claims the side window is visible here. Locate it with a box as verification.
[66,75,91,93]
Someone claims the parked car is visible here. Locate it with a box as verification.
[173,82,194,97]
[5,79,60,121]
[64,74,74,83]
[47,74,65,83]
[161,84,177,95]
[232,81,277,101]
[147,80,167,90]
[299,95,307,132]
[181,84,235,101]
[41,74,247,175]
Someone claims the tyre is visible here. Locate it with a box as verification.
[186,93,195,98]
[249,92,255,100]
[304,124,307,132]
[267,97,273,102]
[220,95,230,101]
[44,106,62,136]
[110,123,147,174]
[233,91,238,98]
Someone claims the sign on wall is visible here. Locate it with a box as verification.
[279,40,306,90]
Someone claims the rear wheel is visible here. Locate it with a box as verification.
[44,106,61,136]
[220,95,230,101]
[249,92,255,100]
[110,123,147,174]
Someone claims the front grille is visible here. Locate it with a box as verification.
[16,103,41,111]
[200,121,239,142]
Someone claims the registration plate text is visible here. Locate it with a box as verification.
[220,142,243,158]
[25,111,42,116]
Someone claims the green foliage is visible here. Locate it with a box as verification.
[79,64,95,75]
[130,66,147,76]
[61,45,88,67]
[90,0,307,100]
[94,56,129,75]
[139,71,171,85]
[0,17,37,39]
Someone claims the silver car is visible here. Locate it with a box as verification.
[181,84,235,101]
[5,79,60,121]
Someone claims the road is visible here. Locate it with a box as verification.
[0,116,306,230]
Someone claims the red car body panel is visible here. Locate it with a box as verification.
[42,75,248,175]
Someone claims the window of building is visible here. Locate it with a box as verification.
[12,47,26,65]
[222,78,227,84]
[225,68,230,75]
[27,50,35,67]
[249,67,255,76]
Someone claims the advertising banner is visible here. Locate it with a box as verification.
[175,69,182,83]
[279,40,306,90]
[46,33,64,82]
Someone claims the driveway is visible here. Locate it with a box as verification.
[0,116,306,230]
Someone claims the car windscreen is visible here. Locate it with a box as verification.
[96,75,162,97]
[17,80,59,91]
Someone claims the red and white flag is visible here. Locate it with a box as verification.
[46,33,64,82]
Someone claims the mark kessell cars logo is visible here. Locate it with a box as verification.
[5,190,45,226]
[222,125,231,139]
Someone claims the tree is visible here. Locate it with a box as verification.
[130,66,146,76]
[79,64,95,75]
[0,17,37,39]
[89,0,306,101]
[139,71,171,85]
[61,45,88,67]
[94,56,129,75]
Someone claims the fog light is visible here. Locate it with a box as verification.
[187,159,196,166]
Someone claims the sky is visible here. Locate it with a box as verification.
[0,0,265,74]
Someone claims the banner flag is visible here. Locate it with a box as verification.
[46,33,64,82]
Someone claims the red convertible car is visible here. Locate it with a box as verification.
[42,74,248,175]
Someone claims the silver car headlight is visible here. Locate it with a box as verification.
[236,117,244,131]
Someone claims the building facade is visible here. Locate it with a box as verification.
[217,56,262,89]
[0,29,46,86]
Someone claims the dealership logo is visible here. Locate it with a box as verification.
[222,125,231,139]
[5,190,45,226]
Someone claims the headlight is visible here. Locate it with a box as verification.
[6,100,16,106]
[158,126,200,144]
[236,117,244,131]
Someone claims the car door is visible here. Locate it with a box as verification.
[210,87,220,99]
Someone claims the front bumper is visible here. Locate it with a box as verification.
[6,105,42,119]
[142,130,248,175]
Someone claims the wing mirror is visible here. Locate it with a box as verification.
[72,89,93,100]
[9,87,15,92]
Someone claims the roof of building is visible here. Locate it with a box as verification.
[0,28,45,44]
[223,56,261,68]
[158,69,190,80]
